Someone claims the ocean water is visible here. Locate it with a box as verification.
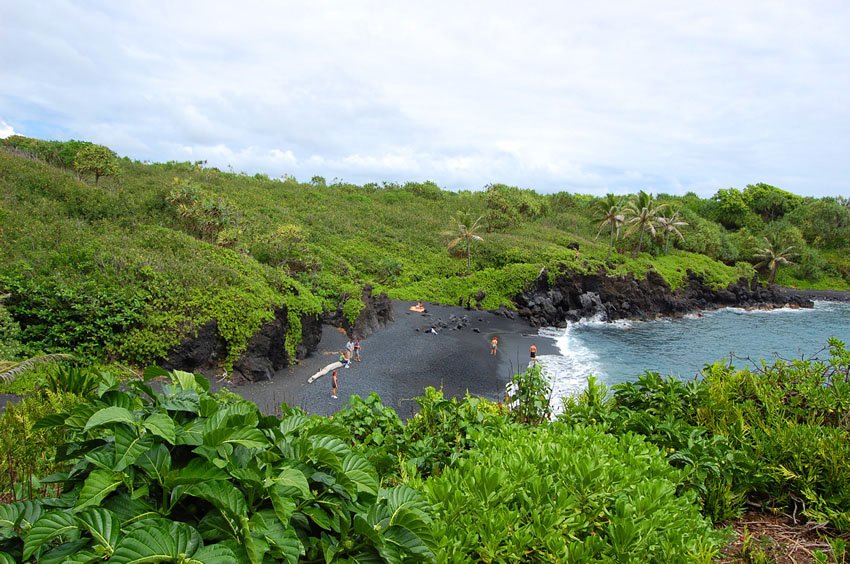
[536,301,850,408]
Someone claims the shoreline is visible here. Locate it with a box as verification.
[230,300,557,417]
[228,292,850,417]
[777,287,850,302]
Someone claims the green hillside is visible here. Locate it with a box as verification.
[2,136,849,367]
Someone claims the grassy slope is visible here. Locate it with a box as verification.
[0,146,827,366]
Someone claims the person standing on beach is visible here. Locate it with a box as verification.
[529,343,537,365]
[490,336,498,356]
[346,338,355,358]
[353,338,361,361]
[331,370,339,399]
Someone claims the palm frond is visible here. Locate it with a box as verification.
[0,354,75,383]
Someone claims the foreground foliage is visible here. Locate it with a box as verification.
[418,423,725,562]
[0,369,434,563]
[561,338,850,538]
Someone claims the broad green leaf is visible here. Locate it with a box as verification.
[110,525,176,564]
[0,502,24,529]
[270,490,296,526]
[84,406,136,432]
[205,401,258,433]
[198,513,239,542]
[100,391,136,410]
[23,510,79,560]
[274,467,311,499]
[15,500,45,529]
[32,413,69,431]
[142,365,169,381]
[278,414,312,436]
[204,427,268,449]
[250,510,302,564]
[102,494,157,526]
[175,418,205,445]
[75,469,124,510]
[0,552,15,564]
[343,453,379,497]
[142,412,176,444]
[173,370,200,392]
[84,444,116,470]
[185,481,248,518]
[38,539,91,564]
[160,390,200,413]
[137,444,172,485]
[299,506,333,531]
[243,527,269,564]
[76,507,118,555]
[113,425,152,472]
[165,457,228,487]
[186,544,238,564]
[384,525,434,560]
[169,521,202,556]
[353,513,382,547]
[65,404,98,430]
[306,422,350,439]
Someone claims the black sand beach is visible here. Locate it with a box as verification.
[230,300,557,418]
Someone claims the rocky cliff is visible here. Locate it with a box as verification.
[163,307,322,382]
[163,285,393,382]
[515,268,813,327]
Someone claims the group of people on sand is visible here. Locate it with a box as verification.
[490,336,538,365]
[331,337,361,398]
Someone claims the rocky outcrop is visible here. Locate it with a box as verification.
[327,285,394,339]
[515,268,814,327]
[163,308,322,382]
[163,321,227,373]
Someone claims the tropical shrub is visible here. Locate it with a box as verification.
[0,391,86,503]
[0,300,22,361]
[505,364,552,425]
[0,369,436,562]
[418,423,727,562]
[402,387,507,478]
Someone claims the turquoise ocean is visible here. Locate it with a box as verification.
[536,300,850,408]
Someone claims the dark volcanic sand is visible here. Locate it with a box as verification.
[230,300,557,418]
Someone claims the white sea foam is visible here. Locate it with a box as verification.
[536,322,605,413]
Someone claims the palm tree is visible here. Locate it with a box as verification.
[595,194,625,259]
[754,238,796,285]
[446,211,484,273]
[656,211,689,254]
[624,191,667,255]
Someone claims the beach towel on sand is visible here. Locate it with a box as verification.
[307,361,344,383]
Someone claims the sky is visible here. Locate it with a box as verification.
[2,1,850,197]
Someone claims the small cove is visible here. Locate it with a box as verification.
[537,300,850,405]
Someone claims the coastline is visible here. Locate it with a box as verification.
[778,287,850,302]
[230,300,557,417]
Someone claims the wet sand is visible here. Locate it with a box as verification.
[229,300,557,417]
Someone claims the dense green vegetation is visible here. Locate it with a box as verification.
[2,135,848,369]
[2,343,849,561]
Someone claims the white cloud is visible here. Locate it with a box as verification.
[1,1,850,196]
[0,120,14,138]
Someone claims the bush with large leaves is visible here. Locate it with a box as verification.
[418,423,727,562]
[0,369,434,563]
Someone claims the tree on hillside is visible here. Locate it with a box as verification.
[656,211,689,254]
[594,194,625,259]
[73,144,119,186]
[624,191,667,256]
[446,211,484,273]
[166,179,237,244]
[743,183,803,222]
[754,237,796,285]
